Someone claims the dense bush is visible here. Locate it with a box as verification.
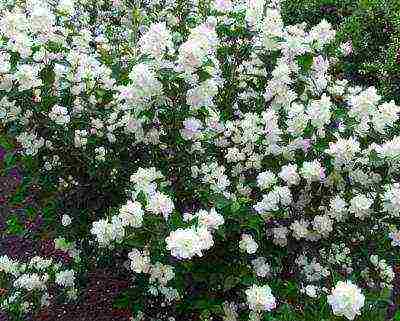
[0,0,400,320]
[281,0,400,104]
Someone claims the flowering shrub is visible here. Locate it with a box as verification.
[282,0,400,105]
[0,255,76,316]
[1,0,399,320]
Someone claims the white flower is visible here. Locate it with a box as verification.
[213,0,233,12]
[251,257,270,277]
[349,195,373,220]
[57,0,75,15]
[257,170,277,190]
[139,22,173,60]
[14,273,48,291]
[159,286,180,302]
[90,217,125,246]
[275,186,292,206]
[340,41,353,56]
[187,79,219,110]
[239,234,258,254]
[272,226,288,247]
[308,20,336,48]
[128,249,151,274]
[304,285,318,298]
[261,8,284,49]
[166,226,214,259]
[73,130,88,148]
[254,191,279,214]
[327,281,365,320]
[389,230,400,247]
[245,0,266,27]
[0,52,11,74]
[374,136,400,159]
[176,23,218,73]
[181,118,203,140]
[291,220,309,240]
[326,137,360,166]
[300,160,325,182]
[95,147,106,161]
[307,94,332,130]
[278,164,300,186]
[0,255,21,276]
[29,4,55,34]
[55,270,76,288]
[194,208,224,230]
[312,215,333,237]
[16,131,45,156]
[14,65,42,91]
[328,195,348,221]
[29,257,53,271]
[254,186,291,215]
[245,284,276,312]
[61,214,72,227]
[149,262,175,285]
[166,228,199,260]
[348,87,381,118]
[372,101,400,133]
[147,192,175,220]
[195,225,215,252]
[128,63,163,98]
[382,183,400,217]
[0,11,28,39]
[197,162,230,193]
[225,147,246,163]
[118,200,144,228]
[130,167,163,194]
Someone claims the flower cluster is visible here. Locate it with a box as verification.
[327,281,365,320]
[245,284,276,312]
[167,208,224,259]
[0,255,76,316]
[128,250,179,303]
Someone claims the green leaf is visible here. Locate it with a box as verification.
[6,216,24,235]
[25,206,37,218]
[230,200,241,213]
[297,54,314,72]
[223,275,240,291]
[0,135,13,150]
[4,153,16,169]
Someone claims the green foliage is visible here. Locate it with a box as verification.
[0,134,13,150]
[6,215,24,235]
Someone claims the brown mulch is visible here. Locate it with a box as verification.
[34,269,131,321]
